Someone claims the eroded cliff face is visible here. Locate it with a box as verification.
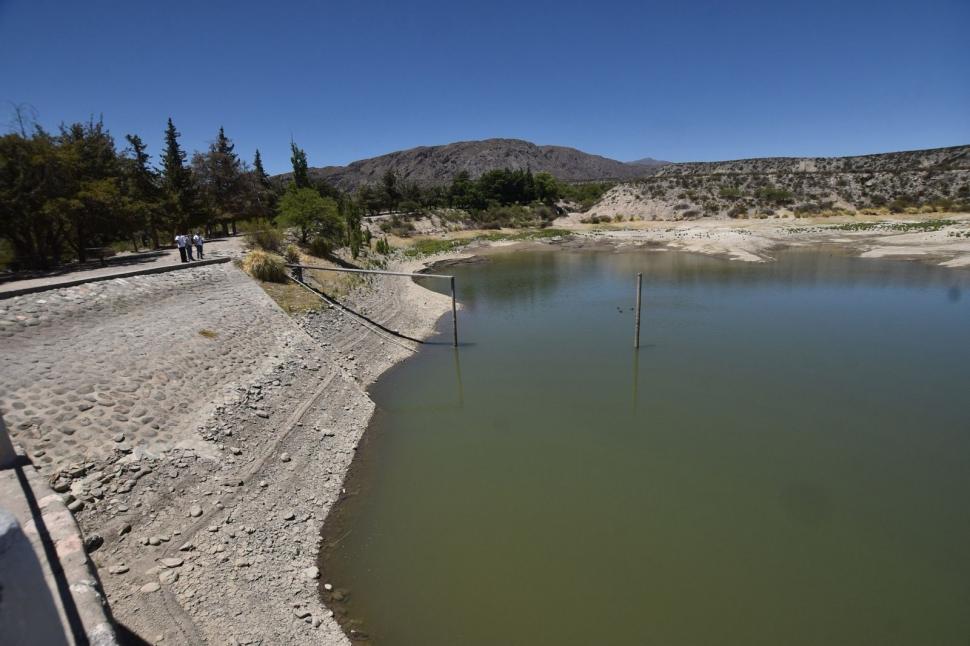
[584,145,970,221]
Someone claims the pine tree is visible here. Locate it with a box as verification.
[290,141,310,189]
[123,133,165,248]
[192,126,244,235]
[160,118,196,232]
[249,148,276,220]
[253,149,271,189]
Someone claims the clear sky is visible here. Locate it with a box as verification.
[1,0,968,174]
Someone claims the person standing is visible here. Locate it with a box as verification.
[175,234,188,263]
[185,233,194,260]
[194,232,204,259]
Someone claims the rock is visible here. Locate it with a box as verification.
[83,534,104,552]
[140,582,161,593]
[229,447,242,455]
[302,566,319,579]
[188,504,203,518]
[51,477,71,493]
[311,617,322,628]
[159,570,179,585]
[282,511,295,521]
[255,410,269,419]
[67,499,84,513]
[108,564,129,575]
[178,541,195,552]
[279,453,291,463]
[258,480,268,488]
[149,536,161,546]
[324,583,333,591]
[293,609,312,619]
[161,557,184,568]
[119,523,132,536]
[113,433,125,443]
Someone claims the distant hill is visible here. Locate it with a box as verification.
[584,145,970,221]
[627,157,670,168]
[297,139,648,190]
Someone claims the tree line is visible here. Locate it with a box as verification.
[0,113,289,269]
[354,167,611,216]
[1,109,611,270]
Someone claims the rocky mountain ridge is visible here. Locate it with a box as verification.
[300,138,648,189]
[583,145,970,222]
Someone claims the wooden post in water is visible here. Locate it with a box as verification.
[634,272,643,349]
[451,276,458,347]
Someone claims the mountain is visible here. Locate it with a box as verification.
[300,139,647,190]
[584,145,970,221]
[627,157,670,168]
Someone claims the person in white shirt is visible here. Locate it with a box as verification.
[193,233,205,259]
[175,234,188,263]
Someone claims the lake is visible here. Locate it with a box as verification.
[319,247,970,645]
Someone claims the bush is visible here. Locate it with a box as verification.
[284,244,301,264]
[308,236,333,258]
[755,186,794,204]
[375,237,391,254]
[246,228,283,252]
[243,250,288,283]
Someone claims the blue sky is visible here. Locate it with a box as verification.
[1,0,968,174]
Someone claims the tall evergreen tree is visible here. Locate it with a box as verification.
[192,126,245,235]
[253,149,270,189]
[122,134,165,248]
[160,118,196,232]
[248,148,276,220]
[290,141,310,189]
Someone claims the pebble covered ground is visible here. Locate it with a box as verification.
[0,259,452,644]
[0,264,289,471]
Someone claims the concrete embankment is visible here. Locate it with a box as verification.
[0,258,451,643]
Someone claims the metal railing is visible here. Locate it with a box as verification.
[286,264,459,347]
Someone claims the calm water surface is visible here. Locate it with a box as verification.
[320,248,970,645]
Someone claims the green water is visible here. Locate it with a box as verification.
[319,248,970,645]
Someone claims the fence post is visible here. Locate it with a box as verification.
[451,276,458,347]
[293,265,303,283]
[634,272,642,349]
[0,415,15,469]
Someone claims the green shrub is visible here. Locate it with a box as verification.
[375,237,391,254]
[246,228,283,252]
[755,186,794,204]
[308,236,332,258]
[243,250,288,283]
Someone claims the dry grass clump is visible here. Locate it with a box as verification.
[243,250,288,283]
[198,328,218,338]
[284,244,301,264]
[245,228,283,252]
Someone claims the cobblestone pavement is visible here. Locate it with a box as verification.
[0,237,245,296]
[0,262,291,472]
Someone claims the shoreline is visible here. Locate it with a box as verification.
[5,215,970,644]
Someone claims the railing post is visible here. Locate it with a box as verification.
[451,276,458,347]
[634,272,642,349]
[293,265,303,283]
[0,415,16,469]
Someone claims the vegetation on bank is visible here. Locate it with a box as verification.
[0,107,607,270]
[828,219,959,232]
[403,228,573,258]
[617,168,970,221]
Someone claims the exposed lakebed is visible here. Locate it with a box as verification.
[320,247,970,645]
